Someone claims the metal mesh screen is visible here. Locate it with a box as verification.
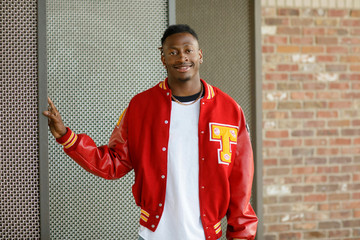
[46,0,167,239]
[176,1,256,239]
[1,0,40,239]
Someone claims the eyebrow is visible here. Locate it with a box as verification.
[167,44,196,49]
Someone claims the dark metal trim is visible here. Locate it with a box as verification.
[168,0,176,25]
[254,0,264,239]
[38,0,49,238]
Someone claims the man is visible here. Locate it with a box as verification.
[43,24,258,240]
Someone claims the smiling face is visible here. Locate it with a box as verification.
[161,32,203,84]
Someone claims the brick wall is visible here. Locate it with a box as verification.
[261,1,360,239]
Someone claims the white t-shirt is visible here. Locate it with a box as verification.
[139,99,205,240]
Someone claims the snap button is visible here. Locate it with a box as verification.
[156,215,159,219]
[201,157,205,161]
[162,147,166,151]
[166,92,170,96]
[151,225,155,228]
[161,175,165,179]
[201,131,204,134]
[201,186,205,189]
[159,203,163,207]
[164,120,168,124]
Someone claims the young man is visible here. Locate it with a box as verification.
[43,24,258,240]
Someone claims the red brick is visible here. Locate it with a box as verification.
[315,19,338,26]
[329,82,350,90]
[265,73,288,81]
[329,193,350,201]
[325,64,347,72]
[292,185,314,193]
[351,10,360,17]
[291,92,314,100]
[329,157,352,164]
[329,230,351,238]
[339,73,360,80]
[292,167,315,175]
[279,232,301,240]
[263,102,276,110]
[355,138,360,145]
[279,139,302,147]
[277,27,301,35]
[277,8,299,16]
[264,35,288,44]
[317,148,339,155]
[263,158,278,166]
[302,46,324,53]
[280,158,303,166]
[304,139,327,146]
[342,219,360,229]
[350,46,360,53]
[341,165,360,173]
[342,37,360,45]
[341,147,360,155]
[316,92,340,99]
[290,37,313,44]
[303,28,325,35]
[293,222,316,230]
[265,168,290,176]
[317,129,338,136]
[354,120,360,126]
[304,194,326,202]
[328,120,351,127]
[350,65,360,71]
[316,55,337,62]
[319,221,341,229]
[292,130,314,137]
[328,10,348,17]
[277,45,300,53]
[304,120,326,128]
[327,46,348,54]
[267,224,291,232]
[303,82,326,90]
[351,28,360,36]
[330,175,351,182]
[303,101,327,109]
[265,18,289,26]
[327,28,348,35]
[278,102,301,109]
[316,37,338,45]
[263,140,277,147]
[262,45,275,53]
[317,166,339,173]
[355,209,360,217]
[290,74,314,81]
[305,175,327,183]
[340,56,360,63]
[263,83,275,90]
[342,129,360,136]
[317,111,338,118]
[262,7,276,17]
[330,138,351,145]
[277,64,298,71]
[291,111,314,119]
[341,19,360,27]
[266,130,289,138]
[266,111,289,119]
[329,101,352,108]
[342,202,360,210]
[353,82,360,89]
[291,18,313,26]
[342,92,360,98]
[292,148,314,156]
[319,203,340,211]
[316,184,339,192]
[279,195,302,203]
[283,176,302,184]
[277,83,301,90]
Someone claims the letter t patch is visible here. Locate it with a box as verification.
[209,123,238,165]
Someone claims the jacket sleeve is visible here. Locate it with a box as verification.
[56,108,132,180]
[226,109,258,240]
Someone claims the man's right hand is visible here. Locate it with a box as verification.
[42,97,67,139]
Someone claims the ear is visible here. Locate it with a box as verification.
[199,49,203,64]
[161,54,166,67]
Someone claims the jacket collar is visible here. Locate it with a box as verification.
[158,78,215,100]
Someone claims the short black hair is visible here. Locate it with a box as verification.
[161,24,199,46]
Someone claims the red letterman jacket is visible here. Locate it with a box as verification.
[56,78,258,240]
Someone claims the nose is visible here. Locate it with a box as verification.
[177,51,188,62]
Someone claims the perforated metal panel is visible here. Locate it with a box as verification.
[176,1,256,239]
[46,0,167,239]
[1,0,40,239]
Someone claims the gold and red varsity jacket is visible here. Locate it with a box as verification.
[56,78,258,240]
